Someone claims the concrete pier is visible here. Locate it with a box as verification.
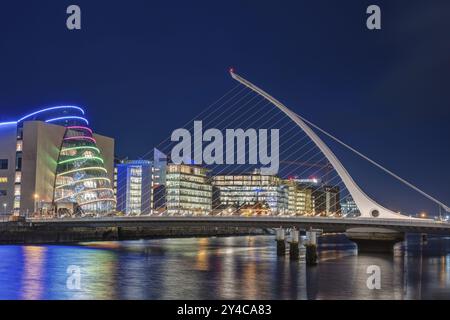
[305,229,318,265]
[289,229,300,260]
[276,228,286,256]
[346,227,405,253]
[421,233,428,245]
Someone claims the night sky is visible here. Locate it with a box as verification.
[0,0,449,215]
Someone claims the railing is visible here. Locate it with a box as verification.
[25,214,450,229]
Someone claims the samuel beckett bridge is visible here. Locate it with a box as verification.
[26,71,450,253]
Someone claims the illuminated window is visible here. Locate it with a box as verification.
[16,140,23,152]
[0,177,7,183]
[83,150,95,158]
[15,172,21,183]
[14,185,20,196]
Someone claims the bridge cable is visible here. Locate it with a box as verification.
[293,112,450,213]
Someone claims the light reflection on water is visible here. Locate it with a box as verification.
[0,235,449,300]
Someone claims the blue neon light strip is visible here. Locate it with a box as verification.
[17,106,85,123]
[0,121,17,126]
[46,116,89,125]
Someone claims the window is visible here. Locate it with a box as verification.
[0,190,6,196]
[0,159,8,170]
[16,140,23,152]
[14,185,20,196]
[14,198,20,209]
[0,177,7,183]
[16,127,23,140]
[15,154,22,170]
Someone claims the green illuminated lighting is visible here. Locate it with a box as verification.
[57,166,107,177]
[54,187,114,202]
[61,146,100,153]
[54,125,115,215]
[58,156,104,165]
[55,177,111,189]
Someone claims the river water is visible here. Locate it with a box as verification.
[0,235,449,300]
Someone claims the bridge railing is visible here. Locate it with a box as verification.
[24,214,449,228]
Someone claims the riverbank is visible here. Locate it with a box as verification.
[0,222,267,244]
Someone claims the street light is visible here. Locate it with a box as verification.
[419,212,428,219]
[2,203,6,215]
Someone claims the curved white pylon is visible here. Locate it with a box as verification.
[230,71,410,219]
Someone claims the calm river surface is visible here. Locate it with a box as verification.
[0,235,449,300]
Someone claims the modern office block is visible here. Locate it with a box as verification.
[166,164,212,215]
[116,160,152,215]
[212,170,288,215]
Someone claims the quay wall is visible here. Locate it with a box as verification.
[0,223,266,244]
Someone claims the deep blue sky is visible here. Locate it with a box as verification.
[1,0,449,214]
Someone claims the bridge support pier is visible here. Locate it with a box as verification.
[305,229,318,265]
[289,229,300,260]
[276,228,286,256]
[421,233,428,245]
[346,227,404,253]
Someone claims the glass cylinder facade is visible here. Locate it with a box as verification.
[54,126,116,216]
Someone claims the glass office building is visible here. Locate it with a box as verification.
[341,196,360,217]
[295,178,341,216]
[166,164,212,215]
[114,149,167,215]
[212,171,288,215]
[284,179,313,215]
[116,160,152,215]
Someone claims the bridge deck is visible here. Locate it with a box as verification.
[23,216,450,235]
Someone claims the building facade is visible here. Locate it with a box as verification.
[341,196,360,217]
[150,148,167,211]
[295,178,341,216]
[284,179,313,215]
[166,164,212,215]
[116,160,152,215]
[114,149,167,215]
[212,171,288,215]
[0,106,115,217]
[313,186,341,216]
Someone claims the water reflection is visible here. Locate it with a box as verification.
[0,234,449,299]
[21,246,46,300]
